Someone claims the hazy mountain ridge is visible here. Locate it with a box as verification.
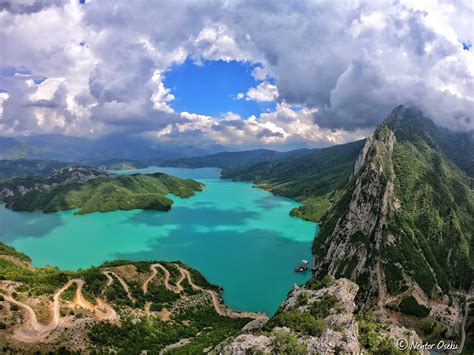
[0,134,227,164]
[0,159,86,179]
[162,148,314,169]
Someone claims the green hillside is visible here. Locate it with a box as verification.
[313,106,473,307]
[222,139,366,221]
[2,173,203,215]
[0,242,249,353]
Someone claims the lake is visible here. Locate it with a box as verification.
[0,167,317,315]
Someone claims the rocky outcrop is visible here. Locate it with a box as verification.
[313,121,397,306]
[219,279,361,354]
[218,278,422,353]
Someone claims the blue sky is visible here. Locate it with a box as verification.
[0,1,472,145]
[164,59,276,118]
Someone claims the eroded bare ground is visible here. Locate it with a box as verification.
[0,261,266,351]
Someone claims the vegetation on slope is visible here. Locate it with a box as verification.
[2,172,203,215]
[0,242,249,353]
[383,109,474,294]
[222,139,366,222]
[308,106,473,350]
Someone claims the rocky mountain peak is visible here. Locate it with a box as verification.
[311,106,472,345]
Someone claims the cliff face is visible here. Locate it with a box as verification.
[312,105,473,341]
[313,122,397,306]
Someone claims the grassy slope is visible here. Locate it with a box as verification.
[6,173,203,215]
[222,139,366,222]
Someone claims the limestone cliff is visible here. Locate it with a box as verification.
[312,105,473,343]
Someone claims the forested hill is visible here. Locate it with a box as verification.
[0,169,203,215]
[222,139,366,222]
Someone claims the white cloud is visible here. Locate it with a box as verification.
[0,0,472,147]
[29,77,64,101]
[245,82,278,102]
[0,92,9,117]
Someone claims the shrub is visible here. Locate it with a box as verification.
[399,296,430,317]
[269,310,326,336]
[272,331,308,354]
[307,275,334,290]
[309,294,338,318]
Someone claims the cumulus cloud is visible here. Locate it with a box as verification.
[0,0,472,148]
[245,82,278,102]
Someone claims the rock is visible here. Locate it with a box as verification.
[241,317,267,331]
[219,278,361,354]
[220,334,273,353]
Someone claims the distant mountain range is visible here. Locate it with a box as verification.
[0,134,228,164]
[162,148,314,169]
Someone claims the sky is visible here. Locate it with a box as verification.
[0,0,473,149]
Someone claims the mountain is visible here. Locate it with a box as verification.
[220,105,473,351]
[0,159,84,179]
[163,148,313,169]
[16,134,93,162]
[314,105,473,292]
[222,140,366,221]
[0,137,40,160]
[310,106,473,341]
[0,168,203,215]
[1,134,228,165]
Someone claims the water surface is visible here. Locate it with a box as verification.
[0,167,317,315]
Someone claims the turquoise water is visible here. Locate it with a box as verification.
[0,167,317,315]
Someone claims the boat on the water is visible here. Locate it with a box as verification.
[294,260,309,272]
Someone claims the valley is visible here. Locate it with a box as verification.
[0,105,472,353]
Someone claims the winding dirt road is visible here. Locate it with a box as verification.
[102,271,135,302]
[142,263,186,295]
[175,265,268,320]
[71,280,117,321]
[142,263,267,320]
[5,262,266,345]
[5,278,117,343]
